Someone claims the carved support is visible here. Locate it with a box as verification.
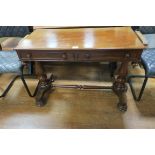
[112,61,128,112]
[35,62,53,106]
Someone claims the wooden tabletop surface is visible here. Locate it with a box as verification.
[16,27,145,50]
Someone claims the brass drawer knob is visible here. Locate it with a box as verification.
[62,53,67,59]
[26,53,31,58]
[85,53,91,59]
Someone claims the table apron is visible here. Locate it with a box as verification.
[16,49,142,62]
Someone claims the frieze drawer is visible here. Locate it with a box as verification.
[76,50,141,62]
[17,51,75,61]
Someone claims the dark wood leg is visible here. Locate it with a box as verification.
[112,61,128,112]
[35,62,54,107]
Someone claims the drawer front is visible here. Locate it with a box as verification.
[76,50,141,62]
[17,50,142,62]
[18,51,74,61]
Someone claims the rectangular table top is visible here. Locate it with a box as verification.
[16,27,145,51]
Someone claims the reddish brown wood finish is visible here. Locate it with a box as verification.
[15,27,145,111]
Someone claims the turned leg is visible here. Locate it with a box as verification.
[35,62,54,106]
[112,61,128,112]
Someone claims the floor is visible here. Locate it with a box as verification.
[0,63,155,129]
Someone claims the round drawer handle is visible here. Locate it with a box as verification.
[85,53,91,59]
[26,54,31,58]
[62,53,67,59]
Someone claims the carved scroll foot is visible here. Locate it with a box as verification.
[117,102,127,112]
[36,84,51,107]
[35,74,54,107]
[113,77,128,112]
[35,62,54,107]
